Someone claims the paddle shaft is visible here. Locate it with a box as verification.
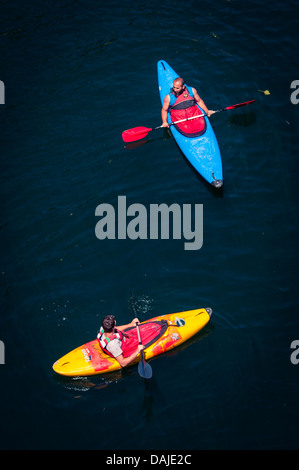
[156,100,256,130]
[136,322,145,364]
[122,100,255,142]
[131,297,144,356]
[124,114,207,140]
[153,113,206,131]
[130,292,152,378]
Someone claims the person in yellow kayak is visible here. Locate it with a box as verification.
[161,77,214,136]
[97,315,144,367]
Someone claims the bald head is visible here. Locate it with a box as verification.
[173,77,184,87]
[172,77,185,96]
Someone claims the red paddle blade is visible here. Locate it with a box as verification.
[226,100,255,110]
[122,126,153,143]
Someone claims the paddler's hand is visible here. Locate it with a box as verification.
[137,344,145,353]
[162,121,169,128]
[206,110,215,117]
[131,318,140,327]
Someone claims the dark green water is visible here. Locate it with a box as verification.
[0,0,298,450]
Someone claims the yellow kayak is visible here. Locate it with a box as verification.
[52,307,212,377]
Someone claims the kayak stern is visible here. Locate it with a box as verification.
[211,176,223,189]
[205,307,213,318]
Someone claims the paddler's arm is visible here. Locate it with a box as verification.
[116,318,140,332]
[115,344,145,368]
[161,95,170,127]
[192,88,214,117]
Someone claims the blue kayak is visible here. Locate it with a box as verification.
[157,60,223,188]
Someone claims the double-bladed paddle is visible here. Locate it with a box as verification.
[130,291,152,379]
[122,99,255,143]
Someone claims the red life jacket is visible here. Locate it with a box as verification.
[169,86,206,137]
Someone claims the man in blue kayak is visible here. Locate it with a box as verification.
[97,314,144,367]
[161,77,214,135]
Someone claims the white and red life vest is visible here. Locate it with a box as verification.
[97,327,128,358]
